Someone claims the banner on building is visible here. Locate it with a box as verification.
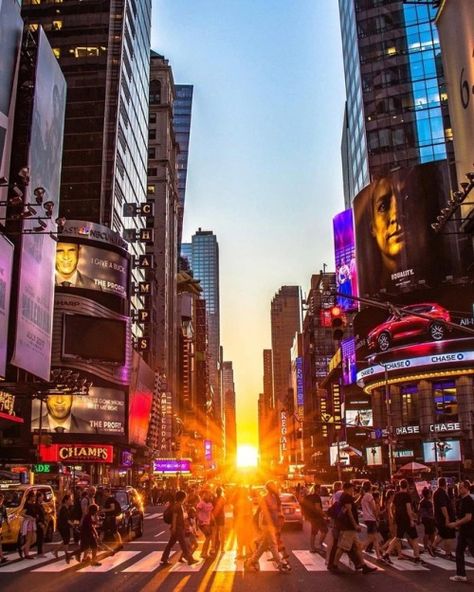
[0,235,14,378]
[333,209,358,311]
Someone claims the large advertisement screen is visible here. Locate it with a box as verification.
[0,0,23,219]
[0,235,14,378]
[423,440,461,463]
[55,242,128,298]
[31,386,125,435]
[128,351,154,446]
[11,29,66,381]
[341,337,357,385]
[333,209,357,311]
[354,162,454,297]
[437,0,474,221]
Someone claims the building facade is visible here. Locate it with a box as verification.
[339,0,454,205]
[222,361,237,468]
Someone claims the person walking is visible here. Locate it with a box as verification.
[234,486,254,560]
[419,487,436,557]
[19,491,37,559]
[360,481,383,560]
[160,490,198,567]
[447,480,474,583]
[102,487,123,550]
[75,504,101,566]
[0,493,10,563]
[210,487,226,556]
[302,484,328,552]
[35,491,47,558]
[383,479,421,563]
[55,494,75,562]
[196,491,214,559]
[433,477,456,559]
[331,482,377,574]
[244,481,291,573]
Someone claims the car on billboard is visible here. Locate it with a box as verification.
[367,303,451,352]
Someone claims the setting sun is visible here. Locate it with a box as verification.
[237,444,258,468]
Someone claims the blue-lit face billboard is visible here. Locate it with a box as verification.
[333,209,358,311]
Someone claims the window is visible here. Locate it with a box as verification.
[149,129,156,140]
[401,385,418,424]
[147,167,157,177]
[52,20,62,30]
[150,79,161,105]
[52,48,60,59]
[149,112,156,124]
[433,381,457,423]
[28,23,39,31]
[74,47,100,58]
[147,185,155,195]
[148,147,155,160]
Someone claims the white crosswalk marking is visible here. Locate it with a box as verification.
[170,558,205,572]
[34,557,74,573]
[78,551,140,573]
[215,550,243,572]
[388,557,429,571]
[403,550,468,571]
[258,555,278,571]
[123,551,164,572]
[144,513,161,520]
[293,550,327,571]
[0,553,56,573]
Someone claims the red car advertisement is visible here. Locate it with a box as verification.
[367,303,451,352]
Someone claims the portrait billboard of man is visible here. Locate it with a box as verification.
[55,242,96,289]
[31,393,94,433]
[354,161,455,297]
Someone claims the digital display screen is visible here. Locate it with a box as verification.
[423,440,461,463]
[153,459,191,473]
[63,314,127,364]
[345,408,373,428]
[333,209,358,311]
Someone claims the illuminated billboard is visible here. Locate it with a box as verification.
[366,446,383,466]
[423,440,461,463]
[437,0,474,222]
[128,351,154,447]
[31,386,126,435]
[354,162,454,298]
[10,29,66,380]
[153,459,191,474]
[0,0,23,219]
[55,242,129,298]
[0,235,14,378]
[346,408,373,428]
[329,443,350,467]
[333,209,357,311]
[341,337,356,385]
[296,357,304,407]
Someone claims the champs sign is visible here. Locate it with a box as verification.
[39,444,113,463]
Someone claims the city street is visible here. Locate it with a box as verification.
[0,506,471,592]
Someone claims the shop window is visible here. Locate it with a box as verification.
[52,48,60,59]
[401,385,418,424]
[433,381,457,423]
[74,47,100,58]
[52,20,62,30]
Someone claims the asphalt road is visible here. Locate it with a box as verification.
[0,506,471,592]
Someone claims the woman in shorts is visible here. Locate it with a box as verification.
[419,488,436,557]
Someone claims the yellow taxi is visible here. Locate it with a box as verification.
[0,484,56,546]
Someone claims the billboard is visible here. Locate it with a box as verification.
[366,446,383,466]
[333,209,357,311]
[0,235,14,378]
[423,440,461,463]
[346,408,373,428]
[329,443,350,467]
[354,162,454,297]
[128,351,154,447]
[436,0,474,221]
[55,242,128,298]
[10,29,66,380]
[0,0,23,219]
[296,356,304,407]
[39,444,114,464]
[153,459,192,474]
[341,337,357,385]
[31,386,126,435]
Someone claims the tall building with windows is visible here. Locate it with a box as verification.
[21,0,152,335]
[173,85,193,247]
[339,0,454,205]
[181,230,221,424]
[222,361,237,467]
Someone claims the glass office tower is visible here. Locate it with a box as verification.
[339,0,454,205]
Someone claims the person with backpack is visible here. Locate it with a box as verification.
[160,490,198,567]
[196,491,214,559]
[102,488,123,550]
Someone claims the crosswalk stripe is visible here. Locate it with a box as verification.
[170,558,205,572]
[259,555,278,571]
[0,553,56,573]
[293,550,327,571]
[144,513,161,520]
[403,550,469,571]
[78,551,140,573]
[215,550,243,572]
[123,551,164,572]
[388,557,429,571]
[34,557,74,573]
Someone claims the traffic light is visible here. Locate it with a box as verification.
[330,305,344,341]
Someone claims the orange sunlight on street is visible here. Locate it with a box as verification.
[236,445,258,468]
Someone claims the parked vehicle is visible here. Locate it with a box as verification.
[367,303,451,352]
[279,493,303,529]
[0,484,56,546]
[111,486,144,539]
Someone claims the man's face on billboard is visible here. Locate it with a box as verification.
[370,178,405,263]
[56,243,79,278]
[46,394,73,420]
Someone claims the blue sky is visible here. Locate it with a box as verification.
[152,1,346,446]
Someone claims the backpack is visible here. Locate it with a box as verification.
[163,503,174,525]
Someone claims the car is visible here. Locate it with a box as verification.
[279,493,303,530]
[0,484,56,547]
[110,486,144,540]
[367,303,451,352]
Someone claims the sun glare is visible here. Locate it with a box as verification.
[237,445,258,468]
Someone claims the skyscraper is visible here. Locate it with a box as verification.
[271,286,302,410]
[182,229,221,423]
[339,0,454,205]
[173,85,193,247]
[222,361,237,466]
[22,0,152,332]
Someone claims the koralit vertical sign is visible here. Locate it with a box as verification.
[436,0,474,219]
